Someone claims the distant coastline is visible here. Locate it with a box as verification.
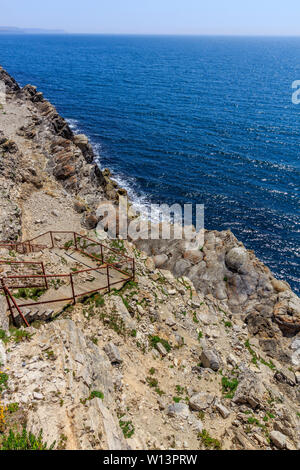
[0,26,66,34]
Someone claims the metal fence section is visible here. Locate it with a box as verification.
[0,231,135,327]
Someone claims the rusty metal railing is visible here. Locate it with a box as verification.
[0,231,135,327]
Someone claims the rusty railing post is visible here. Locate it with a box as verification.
[5,286,29,327]
[73,232,78,251]
[50,231,54,249]
[101,244,104,264]
[70,274,76,304]
[107,265,111,293]
[132,258,135,281]
[41,262,48,290]
[1,279,15,326]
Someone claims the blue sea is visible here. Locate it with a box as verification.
[0,35,299,293]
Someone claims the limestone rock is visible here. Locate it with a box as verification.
[201,349,220,372]
[215,402,230,419]
[189,392,215,411]
[156,343,168,357]
[225,247,248,273]
[0,296,9,332]
[167,403,190,418]
[270,430,287,450]
[153,254,168,268]
[233,369,263,410]
[273,291,300,336]
[104,342,122,365]
[0,340,6,366]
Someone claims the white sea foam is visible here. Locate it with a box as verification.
[66,118,161,222]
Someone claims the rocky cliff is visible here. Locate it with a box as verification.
[0,66,299,451]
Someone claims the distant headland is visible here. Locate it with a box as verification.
[0,26,66,34]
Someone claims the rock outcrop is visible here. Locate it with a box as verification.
[0,66,299,451]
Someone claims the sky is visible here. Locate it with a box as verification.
[1,0,300,35]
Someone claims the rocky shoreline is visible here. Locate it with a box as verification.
[0,66,299,450]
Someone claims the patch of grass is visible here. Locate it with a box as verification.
[263,412,275,422]
[223,320,232,328]
[131,329,137,338]
[198,331,203,341]
[0,371,9,392]
[192,312,199,324]
[110,239,126,253]
[90,390,104,400]
[149,335,172,353]
[14,287,46,301]
[175,385,186,396]
[173,397,182,403]
[81,390,104,404]
[7,403,19,413]
[146,377,165,396]
[221,376,239,399]
[245,340,276,370]
[0,329,9,345]
[178,277,193,299]
[0,428,55,450]
[49,279,64,290]
[149,367,156,375]
[9,328,33,344]
[45,350,55,360]
[64,240,74,250]
[198,429,222,450]
[146,377,158,388]
[82,292,105,308]
[99,310,126,336]
[119,417,135,439]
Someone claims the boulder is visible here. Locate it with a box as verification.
[167,403,190,418]
[74,201,87,214]
[225,247,248,272]
[104,342,122,365]
[153,254,168,268]
[201,349,220,372]
[189,392,215,411]
[270,430,287,450]
[156,343,168,357]
[215,402,230,419]
[84,213,98,230]
[73,134,94,164]
[273,291,300,336]
[233,369,264,410]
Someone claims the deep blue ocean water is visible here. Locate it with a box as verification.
[0,35,299,293]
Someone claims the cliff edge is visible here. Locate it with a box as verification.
[0,67,299,451]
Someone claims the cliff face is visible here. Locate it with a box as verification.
[0,67,299,451]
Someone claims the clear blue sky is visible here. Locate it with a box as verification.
[2,0,300,35]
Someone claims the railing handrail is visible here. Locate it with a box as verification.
[0,231,135,327]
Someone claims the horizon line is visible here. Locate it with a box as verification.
[1,30,300,38]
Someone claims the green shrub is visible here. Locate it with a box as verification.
[221,376,239,399]
[90,390,104,400]
[149,335,172,353]
[173,397,182,403]
[119,419,135,439]
[0,372,8,392]
[0,428,55,450]
[198,429,221,450]
[14,288,46,301]
[7,403,19,413]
